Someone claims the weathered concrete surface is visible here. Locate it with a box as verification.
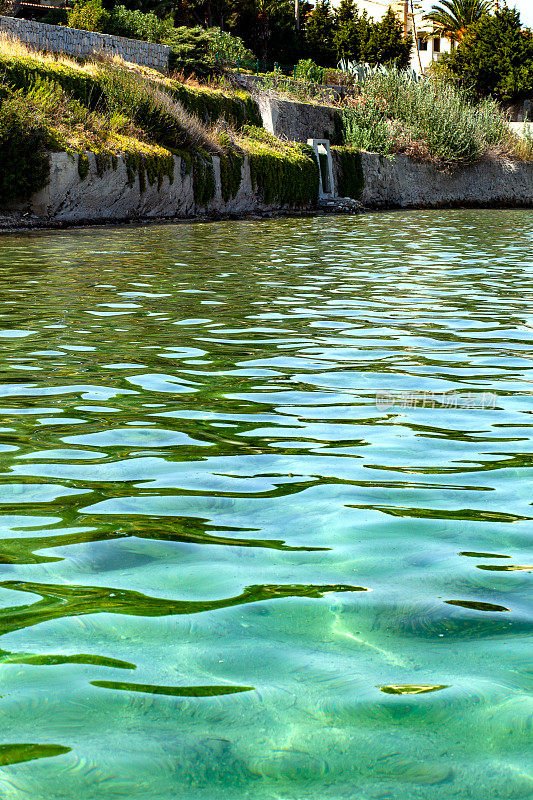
[509,122,531,139]
[256,95,341,143]
[26,153,194,221]
[358,153,533,209]
[4,150,533,229]
[5,151,306,224]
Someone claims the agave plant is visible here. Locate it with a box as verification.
[338,60,423,86]
[423,0,493,44]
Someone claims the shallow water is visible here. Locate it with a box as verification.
[0,209,531,799]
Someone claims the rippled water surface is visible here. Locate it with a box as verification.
[0,210,531,799]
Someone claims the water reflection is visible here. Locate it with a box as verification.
[0,210,531,799]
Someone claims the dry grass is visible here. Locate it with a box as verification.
[96,63,222,153]
[0,33,171,86]
[0,32,87,72]
[0,34,224,154]
[150,83,222,153]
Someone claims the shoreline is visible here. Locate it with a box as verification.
[3,200,533,235]
[0,202,365,234]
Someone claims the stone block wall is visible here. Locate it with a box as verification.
[0,15,171,72]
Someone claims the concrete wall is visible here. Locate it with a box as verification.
[8,151,305,223]
[4,150,533,227]
[356,153,533,209]
[0,16,171,72]
[256,95,342,144]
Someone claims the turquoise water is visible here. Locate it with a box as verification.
[0,209,531,799]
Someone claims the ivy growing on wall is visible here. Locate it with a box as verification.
[220,150,244,202]
[242,128,319,206]
[124,149,174,192]
[332,146,364,199]
[193,151,215,205]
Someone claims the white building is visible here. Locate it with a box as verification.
[336,1,453,73]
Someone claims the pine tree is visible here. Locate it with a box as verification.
[305,0,336,66]
[333,0,372,63]
[362,7,412,68]
[444,6,533,102]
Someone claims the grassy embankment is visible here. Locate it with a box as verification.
[0,36,320,208]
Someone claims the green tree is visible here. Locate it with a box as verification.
[362,7,412,68]
[333,0,372,63]
[101,0,176,19]
[305,0,336,66]
[68,0,111,32]
[444,6,533,102]
[223,0,306,64]
[424,0,492,44]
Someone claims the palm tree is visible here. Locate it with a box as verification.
[423,0,493,44]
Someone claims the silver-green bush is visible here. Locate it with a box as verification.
[342,69,521,166]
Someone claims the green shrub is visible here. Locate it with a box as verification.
[166,27,212,76]
[294,59,324,84]
[344,68,516,165]
[67,0,110,33]
[107,6,171,43]
[39,7,69,25]
[206,28,255,65]
[442,7,533,104]
[0,93,50,205]
[342,99,393,154]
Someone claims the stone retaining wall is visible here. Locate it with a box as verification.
[5,152,304,223]
[0,15,171,72]
[3,150,533,227]
[356,153,533,209]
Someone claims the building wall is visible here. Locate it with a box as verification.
[413,34,452,72]
[0,15,171,72]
